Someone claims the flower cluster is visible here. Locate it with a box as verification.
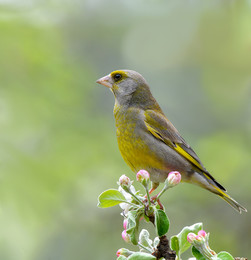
[187,230,217,258]
[115,170,181,259]
[98,170,239,260]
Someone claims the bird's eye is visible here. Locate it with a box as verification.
[114,73,122,81]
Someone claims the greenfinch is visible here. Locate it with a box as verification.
[96,69,247,213]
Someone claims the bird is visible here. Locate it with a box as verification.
[96,69,247,213]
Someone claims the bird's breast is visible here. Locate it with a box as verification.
[114,108,164,173]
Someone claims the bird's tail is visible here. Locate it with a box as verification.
[192,171,247,213]
[212,185,247,213]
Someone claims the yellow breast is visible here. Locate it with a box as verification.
[115,107,163,173]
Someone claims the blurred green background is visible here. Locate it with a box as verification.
[0,0,250,259]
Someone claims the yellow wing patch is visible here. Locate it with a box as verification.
[145,122,173,147]
[145,122,164,141]
[174,144,204,172]
[145,120,205,172]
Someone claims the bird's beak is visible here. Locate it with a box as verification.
[96,74,113,89]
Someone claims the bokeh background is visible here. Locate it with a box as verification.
[0,0,250,259]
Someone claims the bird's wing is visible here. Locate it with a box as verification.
[144,110,207,173]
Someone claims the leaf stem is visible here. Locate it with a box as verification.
[120,200,141,207]
[145,186,151,206]
[127,189,144,205]
[156,185,170,200]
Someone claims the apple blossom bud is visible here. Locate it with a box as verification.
[116,248,132,257]
[136,170,150,182]
[167,171,181,186]
[122,230,130,243]
[198,230,207,238]
[187,232,197,243]
[116,249,123,257]
[195,235,204,243]
[188,230,216,258]
[136,170,150,188]
[118,175,132,188]
[123,219,128,230]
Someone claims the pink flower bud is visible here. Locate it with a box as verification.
[188,230,216,257]
[167,171,181,186]
[136,170,150,182]
[118,175,132,188]
[116,248,132,257]
[195,235,203,243]
[187,232,197,243]
[116,249,123,257]
[123,219,128,230]
[122,230,130,243]
[198,230,207,238]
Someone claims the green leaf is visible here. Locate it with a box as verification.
[143,214,150,222]
[117,256,128,260]
[139,229,153,250]
[155,209,169,237]
[128,252,156,260]
[97,189,126,208]
[170,236,179,254]
[127,210,143,245]
[172,222,203,254]
[217,251,234,260]
[192,246,206,260]
[126,210,137,234]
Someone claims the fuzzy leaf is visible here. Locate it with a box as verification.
[127,211,137,232]
[217,251,234,260]
[97,189,126,208]
[172,222,203,254]
[153,237,160,248]
[155,209,169,237]
[128,252,156,260]
[139,229,153,250]
[127,210,142,245]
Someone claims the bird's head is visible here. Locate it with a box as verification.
[96,69,159,109]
